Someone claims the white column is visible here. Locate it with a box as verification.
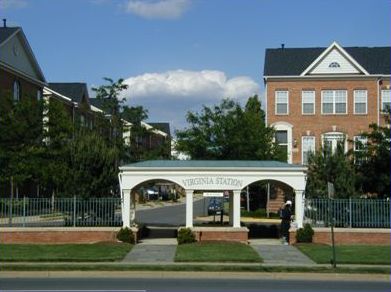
[295,190,304,228]
[122,189,132,228]
[233,190,241,228]
[229,192,234,226]
[185,189,194,228]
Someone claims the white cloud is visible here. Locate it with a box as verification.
[123,0,191,20]
[123,69,259,101]
[0,0,27,10]
[121,70,260,130]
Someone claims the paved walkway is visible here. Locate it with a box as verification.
[249,239,316,266]
[122,238,177,263]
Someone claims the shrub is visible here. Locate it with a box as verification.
[116,227,135,244]
[177,228,196,245]
[296,223,315,243]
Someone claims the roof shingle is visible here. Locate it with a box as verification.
[264,46,390,76]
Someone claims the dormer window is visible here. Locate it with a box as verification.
[329,62,341,68]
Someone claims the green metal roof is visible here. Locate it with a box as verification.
[120,160,304,169]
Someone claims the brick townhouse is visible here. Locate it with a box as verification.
[264,42,390,165]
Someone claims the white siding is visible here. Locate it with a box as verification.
[309,48,361,75]
[0,34,42,81]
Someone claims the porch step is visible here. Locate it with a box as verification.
[145,226,177,238]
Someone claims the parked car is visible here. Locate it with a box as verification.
[208,198,223,215]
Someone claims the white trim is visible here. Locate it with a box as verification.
[1,61,46,87]
[301,136,315,165]
[381,89,391,111]
[300,41,369,76]
[301,90,315,115]
[271,121,293,164]
[321,132,348,154]
[353,89,368,115]
[43,87,73,103]
[321,90,348,115]
[264,74,391,79]
[275,90,289,115]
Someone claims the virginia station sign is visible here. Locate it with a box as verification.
[181,177,243,189]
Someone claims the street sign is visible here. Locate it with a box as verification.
[203,192,224,197]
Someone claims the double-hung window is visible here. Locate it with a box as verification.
[302,136,315,165]
[321,90,347,114]
[381,89,391,112]
[353,136,367,164]
[275,91,288,115]
[354,90,367,114]
[322,132,345,155]
[275,130,288,161]
[302,90,315,114]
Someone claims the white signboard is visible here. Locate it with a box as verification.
[203,192,224,197]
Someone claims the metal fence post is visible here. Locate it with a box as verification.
[73,195,76,227]
[23,196,26,227]
[349,197,352,228]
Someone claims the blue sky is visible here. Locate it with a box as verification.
[1,0,390,131]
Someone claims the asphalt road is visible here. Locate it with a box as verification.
[135,197,208,226]
[0,276,389,292]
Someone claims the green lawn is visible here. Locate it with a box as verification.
[175,242,262,263]
[297,244,391,265]
[0,243,133,262]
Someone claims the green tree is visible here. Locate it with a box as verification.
[175,96,283,160]
[67,129,118,198]
[354,111,390,198]
[0,93,44,197]
[305,143,356,198]
[40,98,74,197]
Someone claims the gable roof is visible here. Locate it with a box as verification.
[148,123,171,136]
[0,26,46,83]
[48,82,90,104]
[0,27,19,45]
[264,45,390,76]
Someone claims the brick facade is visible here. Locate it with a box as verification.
[289,227,391,245]
[266,78,390,164]
[190,227,249,243]
[0,227,140,244]
[0,67,42,99]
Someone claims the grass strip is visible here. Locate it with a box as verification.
[0,243,132,262]
[175,242,262,263]
[0,264,389,274]
[296,244,391,265]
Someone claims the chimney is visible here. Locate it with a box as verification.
[281,43,285,50]
[3,19,6,28]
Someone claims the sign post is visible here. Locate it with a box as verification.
[328,182,337,269]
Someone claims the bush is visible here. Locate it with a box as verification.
[296,223,314,243]
[116,227,135,244]
[177,228,196,245]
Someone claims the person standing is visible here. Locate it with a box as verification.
[280,200,292,245]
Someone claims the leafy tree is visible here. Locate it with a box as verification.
[305,143,356,198]
[354,111,390,198]
[0,93,44,197]
[175,96,283,160]
[67,129,118,198]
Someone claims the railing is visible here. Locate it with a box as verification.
[304,198,390,228]
[0,197,122,227]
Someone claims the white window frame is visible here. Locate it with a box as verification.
[302,90,315,115]
[13,80,21,101]
[321,132,347,154]
[353,135,367,152]
[275,90,289,115]
[321,90,347,115]
[381,89,391,112]
[272,122,293,163]
[301,136,315,165]
[353,90,367,115]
